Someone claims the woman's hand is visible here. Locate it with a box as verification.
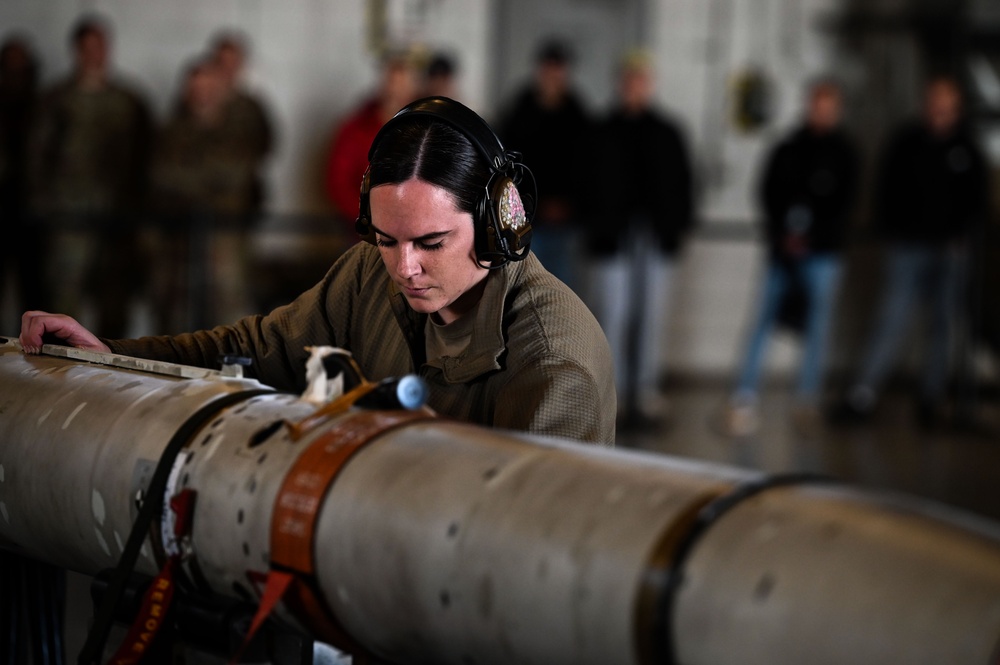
[19,310,111,354]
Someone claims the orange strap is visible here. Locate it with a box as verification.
[286,381,381,441]
[106,558,178,665]
[107,489,198,665]
[269,409,434,649]
[227,570,294,665]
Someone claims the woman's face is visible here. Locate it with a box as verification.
[370,178,489,325]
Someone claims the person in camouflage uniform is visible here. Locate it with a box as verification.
[28,16,151,338]
[210,31,274,214]
[209,33,275,326]
[150,57,265,332]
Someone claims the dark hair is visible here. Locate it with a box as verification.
[211,30,248,57]
[70,16,109,47]
[536,38,572,66]
[427,53,455,79]
[925,73,962,95]
[805,75,842,96]
[0,36,39,83]
[368,115,491,217]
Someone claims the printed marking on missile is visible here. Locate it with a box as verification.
[62,402,87,429]
[92,489,106,526]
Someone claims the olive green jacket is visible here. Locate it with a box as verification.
[109,244,616,444]
[29,75,151,216]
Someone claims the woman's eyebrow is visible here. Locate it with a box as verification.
[371,224,451,243]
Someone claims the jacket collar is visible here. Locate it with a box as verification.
[388,261,521,383]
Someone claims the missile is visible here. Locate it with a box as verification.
[1,336,999,665]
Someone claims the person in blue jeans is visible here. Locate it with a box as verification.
[724,79,858,437]
[585,50,695,429]
[839,76,988,427]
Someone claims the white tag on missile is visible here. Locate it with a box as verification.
[301,346,348,405]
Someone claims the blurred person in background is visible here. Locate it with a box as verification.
[28,16,151,338]
[423,51,459,100]
[838,75,988,427]
[723,79,858,438]
[0,36,47,319]
[585,50,695,430]
[325,49,420,226]
[149,58,263,332]
[209,30,274,209]
[209,31,275,325]
[498,38,591,291]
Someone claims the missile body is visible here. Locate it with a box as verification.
[1,337,999,665]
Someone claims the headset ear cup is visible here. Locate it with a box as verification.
[488,175,532,261]
[355,168,376,245]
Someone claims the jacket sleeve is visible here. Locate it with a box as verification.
[873,127,910,238]
[490,286,617,446]
[759,140,792,254]
[106,246,372,392]
[662,122,695,243]
[491,356,616,445]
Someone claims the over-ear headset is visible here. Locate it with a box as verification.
[355,96,536,267]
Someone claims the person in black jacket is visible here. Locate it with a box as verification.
[585,50,695,428]
[840,75,988,425]
[723,79,858,437]
[498,39,591,291]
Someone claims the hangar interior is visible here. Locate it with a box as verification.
[1,0,1000,663]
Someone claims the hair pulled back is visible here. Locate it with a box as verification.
[367,116,491,218]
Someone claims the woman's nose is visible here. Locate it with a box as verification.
[395,245,421,278]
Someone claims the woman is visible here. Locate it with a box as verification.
[21,97,616,444]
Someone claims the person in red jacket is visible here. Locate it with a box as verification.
[325,51,419,225]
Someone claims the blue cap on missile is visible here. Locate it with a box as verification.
[395,374,429,410]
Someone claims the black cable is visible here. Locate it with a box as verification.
[77,389,271,665]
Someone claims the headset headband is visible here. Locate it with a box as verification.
[368,96,514,172]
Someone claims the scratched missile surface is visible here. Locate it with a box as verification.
[1,337,999,665]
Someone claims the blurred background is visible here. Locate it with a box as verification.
[1,0,999,522]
